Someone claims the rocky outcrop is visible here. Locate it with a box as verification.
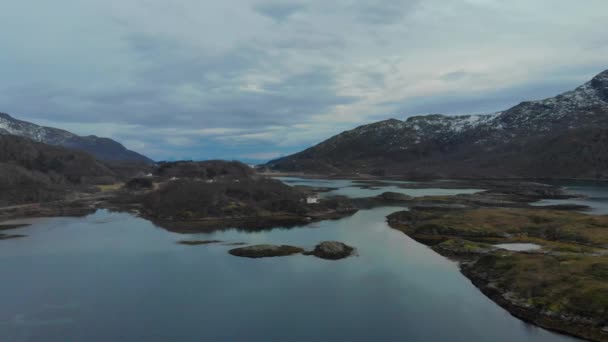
[307,241,356,260]
[177,240,222,245]
[228,244,305,258]
[377,192,413,201]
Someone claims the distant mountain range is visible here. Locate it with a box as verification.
[0,112,152,163]
[266,69,608,179]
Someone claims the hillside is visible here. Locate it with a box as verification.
[110,160,355,229]
[0,135,116,206]
[266,69,608,179]
[0,112,153,163]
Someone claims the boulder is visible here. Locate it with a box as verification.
[308,241,355,260]
[229,244,304,258]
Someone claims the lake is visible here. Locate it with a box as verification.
[531,181,608,215]
[0,179,578,341]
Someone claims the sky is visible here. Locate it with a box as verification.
[1,0,607,162]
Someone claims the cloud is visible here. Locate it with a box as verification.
[253,2,306,22]
[439,70,487,82]
[239,152,284,161]
[0,0,607,161]
[352,1,421,25]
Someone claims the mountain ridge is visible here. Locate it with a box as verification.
[266,69,608,179]
[0,112,153,163]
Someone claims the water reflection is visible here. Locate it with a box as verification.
[0,179,579,342]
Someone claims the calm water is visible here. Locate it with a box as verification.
[0,179,577,342]
[531,181,608,215]
[275,177,482,198]
[494,243,542,252]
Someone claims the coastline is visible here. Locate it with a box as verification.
[462,264,607,342]
[3,174,607,341]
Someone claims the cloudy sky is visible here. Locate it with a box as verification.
[1,1,607,162]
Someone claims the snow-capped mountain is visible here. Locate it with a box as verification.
[0,113,153,163]
[266,69,608,179]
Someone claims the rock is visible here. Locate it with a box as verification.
[177,240,222,245]
[308,241,355,260]
[228,244,304,258]
[378,192,413,201]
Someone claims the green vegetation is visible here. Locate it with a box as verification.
[0,135,117,206]
[155,160,254,180]
[433,239,496,256]
[140,177,309,219]
[467,253,608,325]
[388,207,608,340]
[388,208,608,247]
[108,161,357,232]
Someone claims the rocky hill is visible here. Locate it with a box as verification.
[0,135,117,206]
[0,112,153,163]
[266,69,608,179]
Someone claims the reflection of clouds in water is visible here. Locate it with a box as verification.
[0,178,576,341]
[275,176,481,199]
[1,313,74,327]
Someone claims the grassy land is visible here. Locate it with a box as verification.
[464,253,608,341]
[98,183,124,192]
[388,208,608,248]
[472,253,608,316]
[387,207,608,340]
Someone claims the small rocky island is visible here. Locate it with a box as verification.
[229,241,356,260]
[107,161,359,232]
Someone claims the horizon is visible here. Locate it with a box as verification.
[1,1,607,162]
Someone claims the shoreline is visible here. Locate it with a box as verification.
[461,265,607,342]
[260,171,608,183]
[3,175,606,341]
[386,207,608,342]
[429,240,608,341]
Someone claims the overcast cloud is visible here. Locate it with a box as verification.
[1,0,607,161]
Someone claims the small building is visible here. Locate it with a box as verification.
[306,196,319,204]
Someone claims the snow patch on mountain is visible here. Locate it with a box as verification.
[0,112,152,163]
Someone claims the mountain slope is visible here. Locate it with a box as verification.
[0,112,153,163]
[266,69,608,179]
[0,135,117,206]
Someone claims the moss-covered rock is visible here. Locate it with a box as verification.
[307,241,356,260]
[228,244,305,258]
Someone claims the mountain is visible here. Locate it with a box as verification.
[0,135,117,206]
[0,112,153,163]
[266,69,608,179]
